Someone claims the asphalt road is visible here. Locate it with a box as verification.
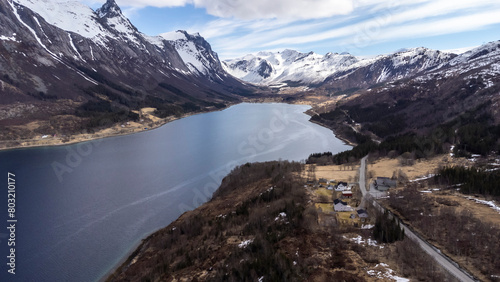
[357,156,476,282]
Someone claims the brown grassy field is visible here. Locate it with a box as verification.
[307,164,359,183]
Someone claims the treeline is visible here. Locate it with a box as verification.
[76,80,229,130]
[76,100,139,130]
[434,166,500,196]
[373,211,405,243]
[454,122,500,157]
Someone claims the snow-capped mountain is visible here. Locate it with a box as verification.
[224,47,455,89]
[320,47,456,91]
[160,30,225,78]
[223,50,359,86]
[0,0,251,123]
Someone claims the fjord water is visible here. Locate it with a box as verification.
[0,103,350,281]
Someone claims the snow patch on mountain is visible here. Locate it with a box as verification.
[160,30,219,76]
[161,31,188,41]
[0,34,18,42]
[97,0,141,46]
[14,0,111,46]
[437,40,500,82]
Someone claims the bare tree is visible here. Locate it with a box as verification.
[307,165,316,182]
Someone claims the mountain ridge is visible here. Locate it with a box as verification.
[223,46,457,88]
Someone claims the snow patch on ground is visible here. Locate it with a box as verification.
[466,197,500,214]
[367,263,409,281]
[238,239,254,249]
[345,235,384,249]
[275,212,287,222]
[410,174,435,182]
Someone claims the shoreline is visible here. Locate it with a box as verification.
[308,119,357,147]
[0,102,240,152]
[0,98,356,153]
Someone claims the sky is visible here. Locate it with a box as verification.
[81,0,500,59]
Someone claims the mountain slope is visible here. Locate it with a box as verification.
[320,47,456,92]
[0,0,255,142]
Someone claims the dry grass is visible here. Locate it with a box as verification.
[368,155,473,181]
[315,188,333,200]
[315,203,334,213]
[420,192,500,228]
[308,164,358,183]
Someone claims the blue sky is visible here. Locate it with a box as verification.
[82,0,500,59]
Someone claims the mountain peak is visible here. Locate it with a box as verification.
[97,0,122,18]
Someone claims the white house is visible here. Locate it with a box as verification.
[334,199,352,212]
[335,181,349,192]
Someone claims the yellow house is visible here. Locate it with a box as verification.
[318,178,328,186]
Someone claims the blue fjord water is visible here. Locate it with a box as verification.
[0,103,350,281]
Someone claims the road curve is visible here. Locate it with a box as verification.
[358,156,476,282]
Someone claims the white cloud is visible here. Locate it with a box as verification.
[193,0,354,20]
[112,0,354,20]
[248,0,500,50]
[117,0,190,7]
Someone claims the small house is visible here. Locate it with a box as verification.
[342,191,353,198]
[334,199,352,212]
[318,178,328,186]
[356,209,368,218]
[326,185,334,190]
[374,177,397,191]
[335,181,349,191]
[357,209,369,223]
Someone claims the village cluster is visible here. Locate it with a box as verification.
[307,170,399,228]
